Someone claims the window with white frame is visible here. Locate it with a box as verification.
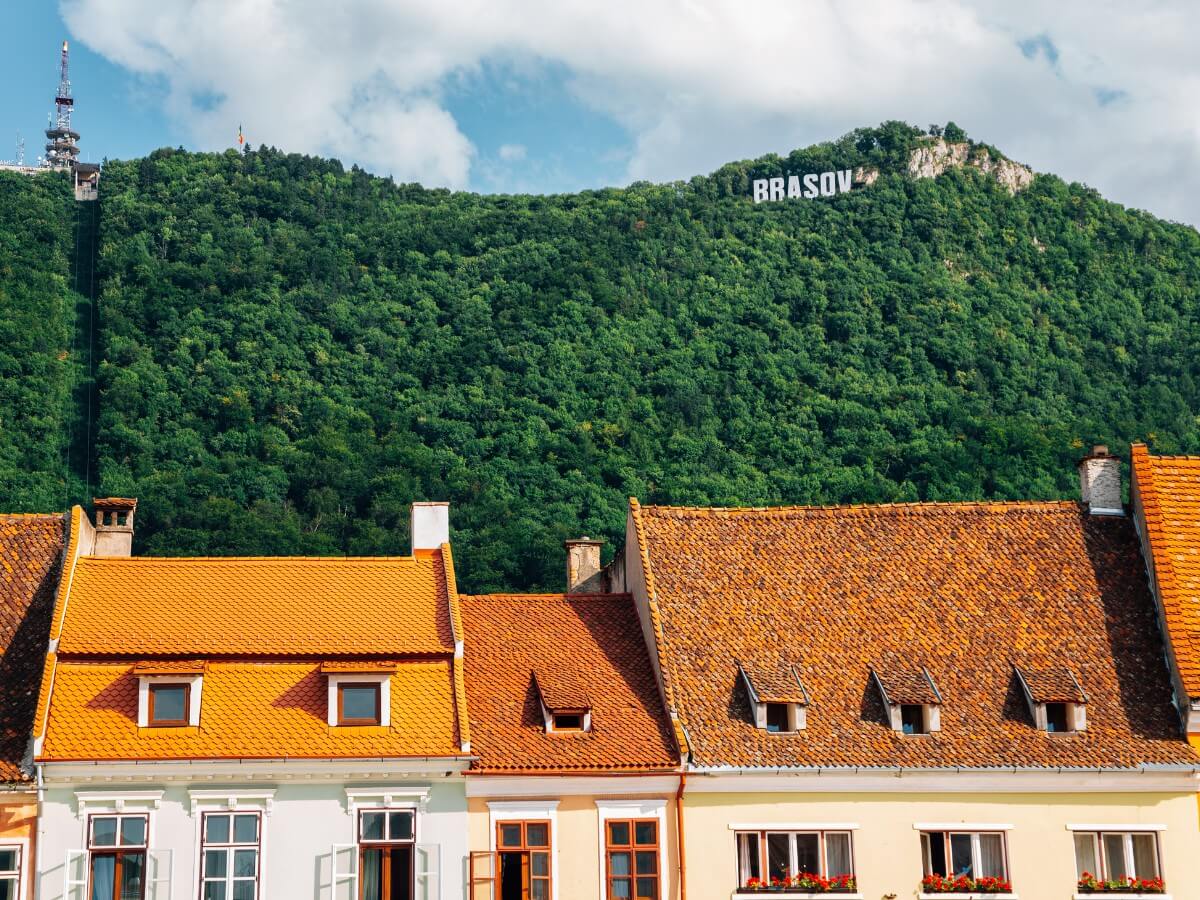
[920,831,1007,881]
[0,845,20,900]
[735,830,854,890]
[1073,832,1161,885]
[201,812,261,900]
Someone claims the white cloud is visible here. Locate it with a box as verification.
[498,143,527,162]
[62,0,1200,224]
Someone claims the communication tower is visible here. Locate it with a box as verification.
[44,41,80,171]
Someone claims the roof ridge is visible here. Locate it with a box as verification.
[0,512,67,520]
[461,592,633,601]
[639,499,1082,516]
[79,554,425,563]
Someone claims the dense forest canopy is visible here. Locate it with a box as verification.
[0,171,78,510]
[3,122,1200,591]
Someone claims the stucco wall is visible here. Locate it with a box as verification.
[468,793,679,900]
[0,796,37,900]
[37,780,467,900]
[682,791,1200,900]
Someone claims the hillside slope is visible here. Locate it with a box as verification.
[79,123,1200,590]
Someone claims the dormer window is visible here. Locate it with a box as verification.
[1015,665,1087,733]
[533,669,592,734]
[737,660,808,733]
[321,662,395,727]
[133,660,204,728]
[871,665,941,735]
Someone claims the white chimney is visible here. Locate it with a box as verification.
[1078,446,1123,516]
[92,497,137,557]
[411,502,449,553]
[565,537,605,593]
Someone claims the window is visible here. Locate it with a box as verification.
[765,704,790,733]
[606,819,659,900]
[359,809,415,900]
[147,683,189,727]
[338,683,382,726]
[1045,703,1070,733]
[1074,832,1160,883]
[552,712,584,731]
[0,845,20,900]
[200,812,260,900]
[496,820,551,900]
[736,830,853,890]
[920,832,1007,880]
[901,705,928,735]
[88,814,148,900]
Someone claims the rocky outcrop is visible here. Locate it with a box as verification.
[853,166,880,187]
[907,138,1034,194]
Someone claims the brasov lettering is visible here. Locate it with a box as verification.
[753,169,854,203]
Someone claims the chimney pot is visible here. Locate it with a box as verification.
[92,497,137,557]
[565,537,605,594]
[1078,448,1123,516]
[410,502,449,553]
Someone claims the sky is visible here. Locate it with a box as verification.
[1,1,1198,227]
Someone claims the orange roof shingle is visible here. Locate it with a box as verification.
[872,666,940,706]
[1131,445,1200,698]
[38,660,461,761]
[1016,666,1086,704]
[0,514,65,782]
[634,500,1197,769]
[738,660,807,704]
[57,553,455,656]
[461,594,678,773]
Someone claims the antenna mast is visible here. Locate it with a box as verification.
[44,40,80,171]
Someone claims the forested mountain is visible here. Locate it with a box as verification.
[0,170,78,510]
[3,122,1200,591]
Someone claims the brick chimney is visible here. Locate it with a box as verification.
[566,537,604,593]
[410,502,449,553]
[92,497,137,557]
[1078,446,1124,516]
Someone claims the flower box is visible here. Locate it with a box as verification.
[921,875,1013,895]
[1076,874,1166,895]
[739,874,857,893]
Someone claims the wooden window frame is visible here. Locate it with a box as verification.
[338,682,383,726]
[1075,831,1162,882]
[357,809,416,900]
[200,811,261,900]
[495,819,552,900]
[551,710,586,732]
[919,830,1009,880]
[86,813,149,900]
[147,682,190,727]
[605,818,660,900]
[735,829,855,889]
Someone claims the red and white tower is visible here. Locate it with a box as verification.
[44,41,80,171]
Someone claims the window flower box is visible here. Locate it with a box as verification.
[921,874,1013,894]
[1076,874,1165,895]
[739,874,857,893]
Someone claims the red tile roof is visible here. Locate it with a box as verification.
[0,514,65,782]
[1130,445,1200,698]
[533,669,591,711]
[632,499,1198,769]
[737,660,807,704]
[460,594,678,773]
[872,667,940,706]
[1016,667,1086,704]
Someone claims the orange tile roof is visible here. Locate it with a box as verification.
[872,666,940,706]
[0,514,65,782]
[131,660,207,676]
[56,553,455,655]
[38,660,462,761]
[532,669,591,711]
[1130,445,1200,698]
[633,500,1198,769]
[461,594,678,773]
[1016,666,1086,704]
[737,660,807,704]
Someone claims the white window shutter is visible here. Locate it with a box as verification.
[64,850,88,900]
[415,843,439,900]
[332,843,358,900]
[147,848,173,900]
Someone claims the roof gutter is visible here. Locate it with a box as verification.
[675,772,687,900]
[687,764,1200,775]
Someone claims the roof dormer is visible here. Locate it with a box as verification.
[321,661,396,727]
[134,660,204,728]
[871,665,942,735]
[1015,665,1087,733]
[737,659,808,733]
[533,669,592,733]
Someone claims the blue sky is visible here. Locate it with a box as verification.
[3,2,1199,225]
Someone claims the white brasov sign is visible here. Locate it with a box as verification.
[753,169,854,203]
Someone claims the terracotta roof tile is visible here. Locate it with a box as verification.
[131,660,207,676]
[1131,445,1200,698]
[461,594,678,772]
[57,553,455,655]
[0,514,65,782]
[737,660,807,704]
[1016,666,1086,704]
[533,669,591,711]
[872,666,940,706]
[38,660,461,761]
[635,500,1197,769]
